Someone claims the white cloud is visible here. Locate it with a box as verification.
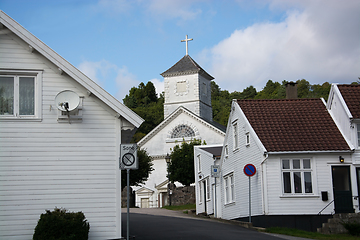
[150,78,164,97]
[205,0,360,92]
[78,60,140,102]
[145,0,203,21]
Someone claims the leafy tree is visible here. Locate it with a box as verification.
[123,81,164,142]
[255,80,284,99]
[121,148,154,188]
[168,139,203,186]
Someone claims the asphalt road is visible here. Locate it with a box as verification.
[121,208,312,240]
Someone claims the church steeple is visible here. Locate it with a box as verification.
[161,53,214,121]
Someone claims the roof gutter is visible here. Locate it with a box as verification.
[265,150,354,155]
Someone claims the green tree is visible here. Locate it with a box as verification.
[168,139,203,186]
[121,148,154,187]
[123,81,164,142]
[255,80,284,99]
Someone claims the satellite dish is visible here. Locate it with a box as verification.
[55,90,80,112]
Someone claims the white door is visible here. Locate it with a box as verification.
[141,198,149,208]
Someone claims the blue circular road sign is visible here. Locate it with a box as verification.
[244,164,256,177]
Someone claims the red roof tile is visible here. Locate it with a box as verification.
[237,99,350,152]
[337,84,360,119]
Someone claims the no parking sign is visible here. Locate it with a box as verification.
[243,164,256,177]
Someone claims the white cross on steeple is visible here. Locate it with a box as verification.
[181,35,193,55]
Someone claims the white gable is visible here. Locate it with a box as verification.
[0,11,144,240]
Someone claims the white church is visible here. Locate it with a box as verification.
[134,36,226,208]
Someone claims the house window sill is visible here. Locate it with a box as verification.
[224,202,235,207]
[280,194,319,199]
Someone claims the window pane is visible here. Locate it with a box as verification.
[358,124,360,147]
[19,77,35,115]
[304,172,312,193]
[283,172,291,193]
[282,160,290,169]
[303,159,311,169]
[0,77,14,115]
[294,172,302,193]
[230,175,234,202]
[233,123,238,149]
[171,124,195,138]
[225,178,229,203]
[293,159,300,169]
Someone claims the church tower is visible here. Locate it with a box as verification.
[161,36,214,121]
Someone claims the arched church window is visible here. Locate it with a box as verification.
[171,124,195,138]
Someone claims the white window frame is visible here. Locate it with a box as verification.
[357,124,360,148]
[0,70,42,121]
[281,158,313,196]
[245,132,250,146]
[199,180,203,204]
[206,178,211,201]
[197,154,201,173]
[232,121,239,151]
[224,173,235,204]
[224,145,229,158]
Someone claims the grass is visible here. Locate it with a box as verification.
[265,227,360,240]
[161,204,196,211]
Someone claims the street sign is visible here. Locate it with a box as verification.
[244,164,256,177]
[120,144,138,170]
[211,165,220,178]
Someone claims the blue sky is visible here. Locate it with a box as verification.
[1,0,359,102]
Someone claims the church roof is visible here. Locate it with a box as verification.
[161,55,214,80]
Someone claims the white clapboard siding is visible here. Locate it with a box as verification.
[0,28,122,239]
[220,102,264,220]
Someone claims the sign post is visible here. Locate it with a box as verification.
[243,164,256,223]
[211,165,220,218]
[120,144,138,240]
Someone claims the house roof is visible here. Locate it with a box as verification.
[199,146,223,158]
[237,99,350,152]
[337,84,360,119]
[0,10,143,128]
[161,55,214,80]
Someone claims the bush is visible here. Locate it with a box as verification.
[33,208,90,240]
[342,221,360,236]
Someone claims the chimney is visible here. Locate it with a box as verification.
[285,81,297,99]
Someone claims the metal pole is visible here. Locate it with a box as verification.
[249,176,251,223]
[214,177,217,218]
[127,169,130,240]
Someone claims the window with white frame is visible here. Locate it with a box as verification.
[233,121,238,150]
[224,145,229,158]
[197,154,201,173]
[245,132,250,146]
[282,159,313,194]
[199,181,203,203]
[206,178,210,200]
[357,124,360,148]
[224,173,234,204]
[0,71,41,119]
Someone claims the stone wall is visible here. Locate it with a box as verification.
[121,187,135,208]
[169,183,195,206]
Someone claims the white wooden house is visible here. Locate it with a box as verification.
[327,83,360,211]
[193,145,223,217]
[209,98,354,231]
[0,11,143,240]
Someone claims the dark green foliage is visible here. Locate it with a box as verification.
[168,139,203,186]
[33,208,90,240]
[123,81,164,142]
[342,221,360,236]
[121,148,154,187]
